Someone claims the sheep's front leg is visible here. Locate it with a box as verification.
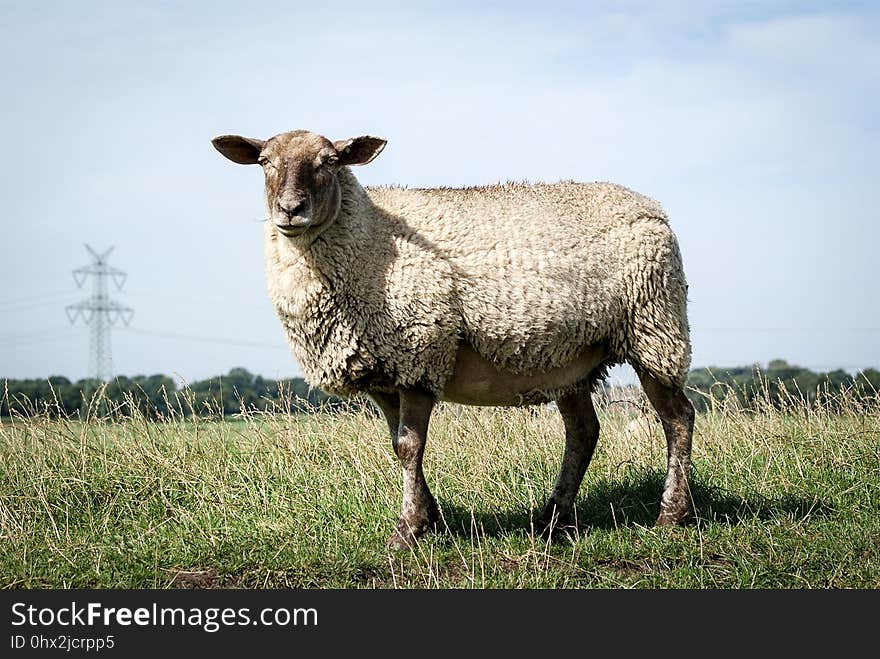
[387,388,438,549]
[536,390,600,537]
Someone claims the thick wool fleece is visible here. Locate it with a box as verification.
[265,169,691,398]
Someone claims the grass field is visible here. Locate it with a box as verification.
[1,387,878,588]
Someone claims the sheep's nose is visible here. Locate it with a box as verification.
[279,199,309,219]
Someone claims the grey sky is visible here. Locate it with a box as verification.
[2,1,878,384]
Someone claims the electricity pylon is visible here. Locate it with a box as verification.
[65,245,134,382]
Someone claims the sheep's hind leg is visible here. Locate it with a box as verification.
[386,388,439,550]
[369,390,400,443]
[536,390,600,538]
[637,372,695,525]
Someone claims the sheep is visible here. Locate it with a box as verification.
[211,129,695,549]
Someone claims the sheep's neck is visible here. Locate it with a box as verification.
[264,174,388,393]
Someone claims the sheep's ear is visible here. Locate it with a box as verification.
[211,135,265,165]
[333,136,387,166]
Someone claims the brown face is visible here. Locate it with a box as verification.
[212,130,387,239]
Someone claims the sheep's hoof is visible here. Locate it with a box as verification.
[534,501,573,541]
[386,518,435,551]
[387,502,440,550]
[387,526,418,551]
[655,508,689,526]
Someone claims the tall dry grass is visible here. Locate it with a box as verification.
[1,382,878,588]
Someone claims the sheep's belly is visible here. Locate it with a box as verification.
[441,342,608,406]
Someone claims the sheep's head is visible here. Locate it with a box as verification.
[211,130,386,238]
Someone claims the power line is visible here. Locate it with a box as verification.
[0,327,283,350]
[3,291,267,314]
[123,290,269,310]
[0,293,79,312]
[65,245,134,381]
[1,328,84,347]
[3,300,78,313]
[119,327,286,350]
[0,291,76,306]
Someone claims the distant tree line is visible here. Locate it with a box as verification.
[686,359,880,412]
[0,367,347,418]
[3,360,878,418]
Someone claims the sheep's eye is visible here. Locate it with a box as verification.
[259,157,276,170]
[317,152,338,168]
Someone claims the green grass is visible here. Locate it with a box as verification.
[1,389,878,588]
